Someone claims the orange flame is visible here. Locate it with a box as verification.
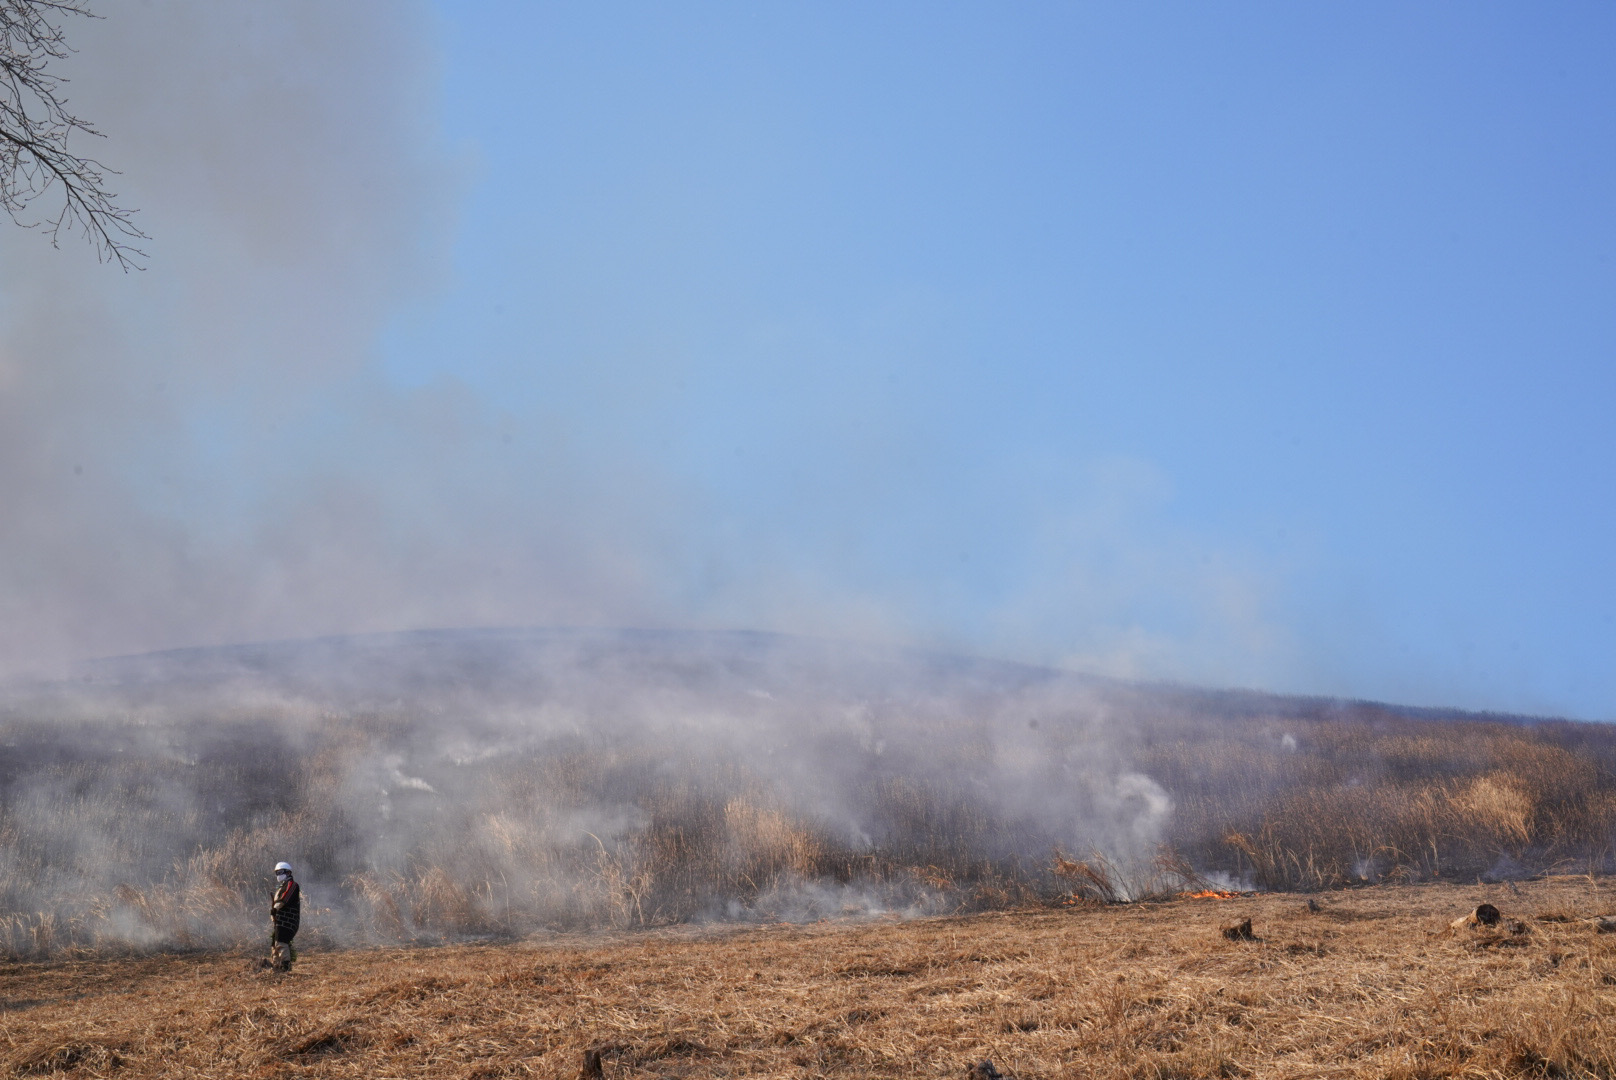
[1183,889,1241,899]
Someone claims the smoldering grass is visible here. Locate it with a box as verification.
[3,636,1616,958]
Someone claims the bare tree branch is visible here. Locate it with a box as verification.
[0,0,144,269]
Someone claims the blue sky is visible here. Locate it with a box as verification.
[1,2,1609,719]
[368,3,1616,716]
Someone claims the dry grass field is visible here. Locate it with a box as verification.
[6,878,1616,1079]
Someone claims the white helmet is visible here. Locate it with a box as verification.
[274,862,292,873]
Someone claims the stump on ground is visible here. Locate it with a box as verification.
[580,1047,605,1080]
[1451,903,1503,931]
[968,1061,1004,1080]
[1222,917,1255,941]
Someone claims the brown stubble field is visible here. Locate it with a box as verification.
[4,880,1616,1080]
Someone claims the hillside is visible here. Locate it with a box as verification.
[2,629,1614,957]
[4,880,1615,1079]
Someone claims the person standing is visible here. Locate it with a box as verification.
[270,861,301,968]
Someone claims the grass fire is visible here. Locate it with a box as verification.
[3,629,1616,1076]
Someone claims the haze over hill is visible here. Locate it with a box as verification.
[0,2,1611,724]
[63,627,1533,720]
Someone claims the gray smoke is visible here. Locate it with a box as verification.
[0,0,490,674]
[0,6,1294,957]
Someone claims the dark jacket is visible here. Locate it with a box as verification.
[271,878,301,941]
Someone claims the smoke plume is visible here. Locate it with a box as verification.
[0,629,1193,953]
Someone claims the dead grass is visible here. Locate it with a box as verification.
[1152,719,1616,892]
[4,879,1616,1079]
[6,705,1616,956]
